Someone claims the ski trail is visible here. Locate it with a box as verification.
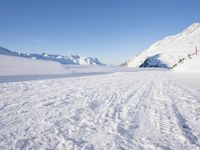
[114,78,155,149]
[163,77,200,149]
[0,71,200,149]
[173,105,200,148]
[135,75,181,149]
[150,74,200,150]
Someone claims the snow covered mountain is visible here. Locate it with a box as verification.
[124,23,200,68]
[0,47,104,65]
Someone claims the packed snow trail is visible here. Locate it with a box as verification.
[0,71,200,149]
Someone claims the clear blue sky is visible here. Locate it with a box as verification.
[0,0,200,64]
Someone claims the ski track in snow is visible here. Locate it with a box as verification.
[0,71,200,150]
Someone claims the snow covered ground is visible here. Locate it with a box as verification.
[0,55,67,76]
[0,70,200,149]
[0,54,139,83]
[174,54,200,73]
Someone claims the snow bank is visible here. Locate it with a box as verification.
[0,55,67,75]
[174,54,200,73]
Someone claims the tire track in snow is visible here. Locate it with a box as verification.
[1,72,200,149]
[173,104,200,148]
[114,78,156,149]
[91,76,153,149]
[154,76,175,135]
[148,75,187,149]
[89,74,156,149]
[155,76,200,149]
[165,78,200,149]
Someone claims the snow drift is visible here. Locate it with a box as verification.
[0,55,67,76]
[0,54,140,81]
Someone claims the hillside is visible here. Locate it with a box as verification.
[124,23,200,69]
[174,53,200,72]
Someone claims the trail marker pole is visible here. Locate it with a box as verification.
[195,46,198,55]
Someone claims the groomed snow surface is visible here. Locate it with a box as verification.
[1,70,200,149]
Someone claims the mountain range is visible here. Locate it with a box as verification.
[0,47,104,65]
[1,23,200,69]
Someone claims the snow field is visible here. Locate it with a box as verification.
[0,55,67,76]
[0,71,200,149]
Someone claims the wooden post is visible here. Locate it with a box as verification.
[195,46,198,55]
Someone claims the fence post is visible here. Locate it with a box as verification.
[195,46,198,55]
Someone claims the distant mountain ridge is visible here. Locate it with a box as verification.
[0,47,104,65]
[123,23,200,69]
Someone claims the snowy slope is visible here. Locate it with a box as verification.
[0,46,104,65]
[174,54,200,72]
[125,23,200,68]
[0,71,200,149]
[0,55,67,75]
